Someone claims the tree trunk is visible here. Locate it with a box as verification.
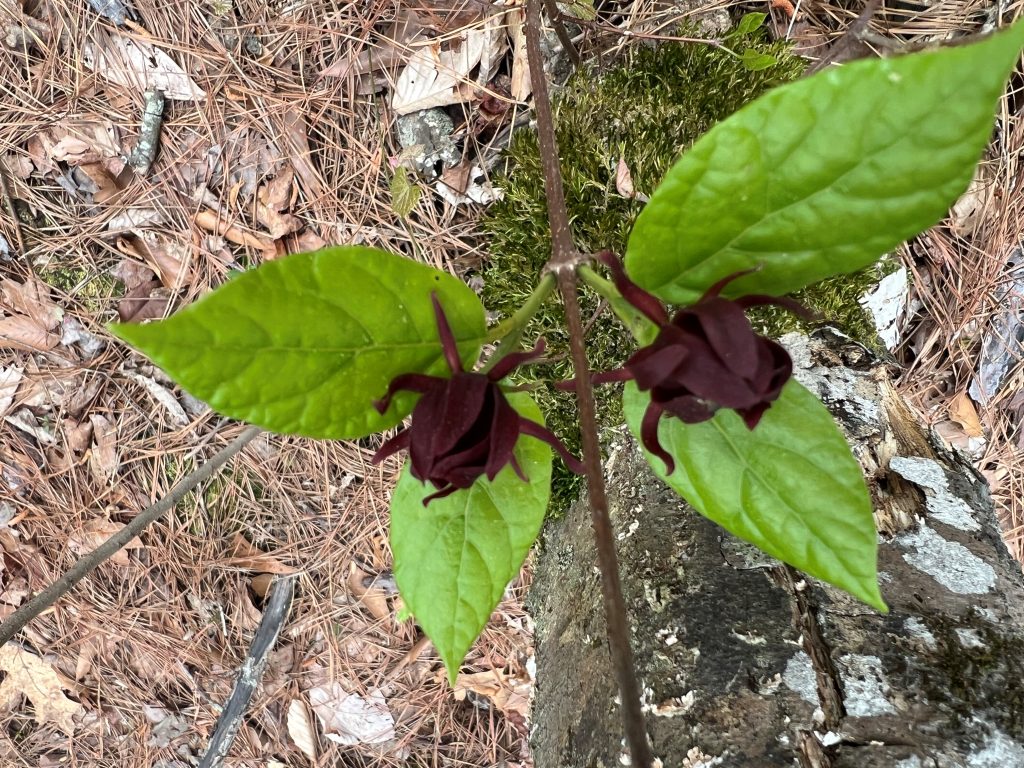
[529,329,1024,768]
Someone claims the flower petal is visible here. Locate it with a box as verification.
[639,402,674,475]
[598,251,669,325]
[518,419,585,474]
[686,299,759,376]
[370,429,411,466]
[488,337,547,382]
[431,292,465,374]
[373,373,443,414]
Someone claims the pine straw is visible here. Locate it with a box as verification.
[895,83,1024,560]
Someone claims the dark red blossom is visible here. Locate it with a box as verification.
[594,253,807,475]
[372,294,584,504]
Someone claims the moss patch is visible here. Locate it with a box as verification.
[480,25,874,513]
[41,265,120,313]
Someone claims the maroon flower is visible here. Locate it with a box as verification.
[372,294,584,504]
[593,253,807,475]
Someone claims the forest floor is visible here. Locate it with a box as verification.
[1,0,1022,765]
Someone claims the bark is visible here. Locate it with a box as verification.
[529,329,1024,768]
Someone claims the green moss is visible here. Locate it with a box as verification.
[480,26,813,513]
[41,265,120,313]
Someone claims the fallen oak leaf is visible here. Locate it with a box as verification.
[0,645,84,735]
[68,516,143,566]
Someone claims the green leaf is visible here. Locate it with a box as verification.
[733,12,767,37]
[390,166,421,219]
[740,48,778,72]
[110,246,487,439]
[623,380,886,610]
[626,23,1024,304]
[390,392,552,682]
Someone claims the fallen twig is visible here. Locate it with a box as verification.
[127,89,166,175]
[198,573,297,768]
[0,425,263,646]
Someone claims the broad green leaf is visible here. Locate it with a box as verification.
[623,380,885,610]
[740,49,778,72]
[733,12,767,37]
[111,246,487,439]
[626,22,1024,304]
[390,392,552,682]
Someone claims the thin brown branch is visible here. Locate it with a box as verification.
[525,0,577,270]
[525,1,652,765]
[556,270,654,768]
[0,425,262,646]
[542,0,582,66]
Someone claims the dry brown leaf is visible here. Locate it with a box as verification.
[76,162,123,204]
[107,207,166,230]
[615,157,635,199]
[46,122,121,165]
[83,28,206,101]
[124,371,189,425]
[250,573,274,598]
[287,698,318,759]
[0,366,24,418]
[88,414,119,483]
[450,666,531,719]
[0,645,84,735]
[508,8,531,101]
[290,229,328,253]
[131,231,190,289]
[307,682,396,746]
[279,109,325,201]
[949,391,984,437]
[223,533,297,574]
[950,167,994,237]
[194,208,272,250]
[346,565,392,623]
[111,256,157,291]
[321,9,422,80]
[1,153,34,180]
[64,418,94,453]
[392,30,489,114]
[256,168,303,239]
[74,635,110,681]
[68,517,143,566]
[0,277,63,351]
[116,278,169,323]
[0,316,60,352]
[2,277,62,328]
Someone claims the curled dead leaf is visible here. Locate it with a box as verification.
[223,533,297,574]
[287,698,318,759]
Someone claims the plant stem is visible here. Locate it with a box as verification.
[579,264,658,344]
[542,0,582,66]
[484,271,556,346]
[0,425,262,646]
[525,2,652,765]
